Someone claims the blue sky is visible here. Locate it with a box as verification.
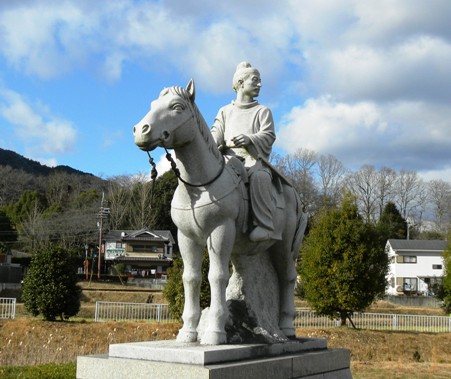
[1,0,451,181]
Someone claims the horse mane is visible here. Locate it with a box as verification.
[165,86,223,162]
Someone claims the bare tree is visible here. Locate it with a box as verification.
[394,170,426,225]
[345,165,379,223]
[129,173,155,230]
[45,172,73,207]
[375,167,397,219]
[272,148,319,214]
[0,166,35,205]
[106,176,134,230]
[317,154,346,208]
[428,179,451,233]
[19,198,46,252]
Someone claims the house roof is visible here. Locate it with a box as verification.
[388,239,448,252]
[105,229,175,244]
[115,256,173,263]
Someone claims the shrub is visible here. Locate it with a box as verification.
[22,244,81,321]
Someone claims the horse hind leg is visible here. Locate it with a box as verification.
[269,241,298,338]
[176,234,204,343]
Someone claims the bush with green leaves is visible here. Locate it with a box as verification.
[22,244,81,321]
[440,240,451,314]
[299,192,389,326]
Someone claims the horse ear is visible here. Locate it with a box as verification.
[186,79,195,103]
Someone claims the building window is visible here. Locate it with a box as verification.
[403,278,417,291]
[432,264,442,270]
[397,255,417,263]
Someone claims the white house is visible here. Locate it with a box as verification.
[385,239,447,296]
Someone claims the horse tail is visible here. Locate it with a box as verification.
[291,188,308,254]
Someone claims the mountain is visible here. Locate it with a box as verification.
[0,148,94,177]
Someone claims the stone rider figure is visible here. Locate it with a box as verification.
[211,62,276,242]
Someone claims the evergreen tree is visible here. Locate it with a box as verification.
[151,170,178,239]
[299,193,389,326]
[440,240,451,314]
[22,244,81,321]
[0,209,17,253]
[377,201,407,242]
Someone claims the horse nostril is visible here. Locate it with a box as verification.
[142,124,150,134]
[133,126,136,135]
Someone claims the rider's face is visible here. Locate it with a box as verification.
[240,73,261,99]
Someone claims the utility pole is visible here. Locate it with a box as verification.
[97,192,110,279]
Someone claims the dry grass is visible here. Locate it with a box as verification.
[2,284,450,378]
[0,318,179,367]
[300,327,451,379]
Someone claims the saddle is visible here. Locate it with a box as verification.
[224,155,292,236]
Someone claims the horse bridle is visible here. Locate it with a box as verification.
[144,112,226,188]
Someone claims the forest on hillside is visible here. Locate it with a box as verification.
[0,147,450,257]
[0,148,177,255]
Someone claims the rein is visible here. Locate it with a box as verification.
[144,92,225,188]
[163,148,225,187]
[146,148,225,188]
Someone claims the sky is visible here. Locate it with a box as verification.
[1,0,450,182]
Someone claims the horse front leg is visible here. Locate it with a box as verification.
[176,232,204,343]
[201,221,235,345]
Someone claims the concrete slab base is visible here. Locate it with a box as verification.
[76,338,352,379]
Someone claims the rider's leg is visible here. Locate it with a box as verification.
[249,168,275,242]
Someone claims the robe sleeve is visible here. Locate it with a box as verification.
[211,107,226,148]
[247,106,276,160]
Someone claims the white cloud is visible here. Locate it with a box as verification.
[276,96,387,154]
[419,167,451,184]
[318,36,451,102]
[35,157,58,168]
[276,96,451,171]
[0,0,450,180]
[0,88,77,155]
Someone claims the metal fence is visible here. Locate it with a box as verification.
[93,302,451,333]
[294,309,451,333]
[94,301,176,322]
[0,297,16,319]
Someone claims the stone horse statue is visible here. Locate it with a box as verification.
[134,80,307,345]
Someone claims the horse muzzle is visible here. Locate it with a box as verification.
[133,123,159,151]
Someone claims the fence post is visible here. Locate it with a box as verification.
[95,302,99,322]
[11,298,16,319]
[157,304,161,322]
[392,314,397,331]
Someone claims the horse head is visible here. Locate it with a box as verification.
[133,80,197,152]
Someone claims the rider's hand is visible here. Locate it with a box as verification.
[231,134,250,147]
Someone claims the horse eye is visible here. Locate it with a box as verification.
[172,103,184,111]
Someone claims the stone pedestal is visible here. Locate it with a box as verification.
[76,338,352,379]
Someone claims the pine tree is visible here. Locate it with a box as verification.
[0,209,17,253]
[299,193,389,326]
[22,244,81,321]
[377,201,407,242]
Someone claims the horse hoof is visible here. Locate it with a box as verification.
[280,327,296,338]
[176,330,198,343]
[200,331,227,345]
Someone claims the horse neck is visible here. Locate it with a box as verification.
[173,116,222,186]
